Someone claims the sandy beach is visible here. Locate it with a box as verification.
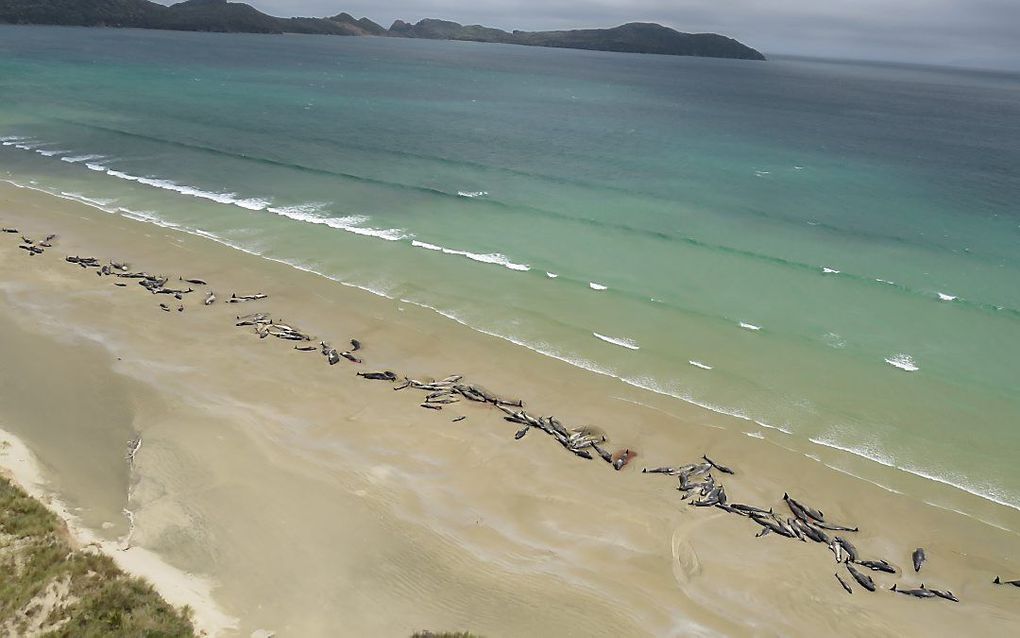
[1,180,1019,637]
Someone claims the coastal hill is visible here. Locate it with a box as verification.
[0,0,388,35]
[0,0,766,60]
[392,19,764,60]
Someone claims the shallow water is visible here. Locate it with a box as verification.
[1,25,1019,520]
[0,307,136,538]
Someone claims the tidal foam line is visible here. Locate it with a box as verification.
[809,436,1020,513]
[59,192,117,209]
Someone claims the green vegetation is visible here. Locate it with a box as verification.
[0,0,765,60]
[0,475,195,637]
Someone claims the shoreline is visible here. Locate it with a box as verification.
[7,176,1018,525]
[0,426,237,636]
[1,181,1019,636]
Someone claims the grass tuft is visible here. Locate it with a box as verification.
[0,475,195,637]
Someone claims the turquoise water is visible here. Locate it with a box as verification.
[2,26,1019,517]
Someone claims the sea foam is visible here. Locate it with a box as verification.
[411,240,530,271]
[592,332,639,350]
[885,353,919,372]
[266,205,409,241]
[61,154,105,164]
[754,419,792,435]
[103,169,274,211]
[59,192,116,209]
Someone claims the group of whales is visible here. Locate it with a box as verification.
[64,251,261,312]
[230,307,641,470]
[641,461,964,598]
[3,224,1018,607]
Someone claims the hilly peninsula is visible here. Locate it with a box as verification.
[0,0,766,60]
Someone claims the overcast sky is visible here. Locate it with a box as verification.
[168,1,1020,69]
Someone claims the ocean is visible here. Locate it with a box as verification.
[2,25,1019,521]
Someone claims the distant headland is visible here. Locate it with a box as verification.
[0,0,766,61]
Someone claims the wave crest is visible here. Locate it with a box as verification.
[592,332,639,350]
[266,205,408,241]
[411,240,530,272]
[885,353,919,372]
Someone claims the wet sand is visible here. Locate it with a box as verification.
[1,181,1019,637]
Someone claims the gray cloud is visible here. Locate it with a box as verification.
[162,1,1020,69]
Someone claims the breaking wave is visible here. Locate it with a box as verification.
[60,154,106,164]
[592,332,639,350]
[411,240,530,272]
[265,204,408,241]
[884,353,919,372]
[103,169,272,210]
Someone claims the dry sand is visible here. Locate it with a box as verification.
[1,181,1019,637]
[0,427,238,636]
